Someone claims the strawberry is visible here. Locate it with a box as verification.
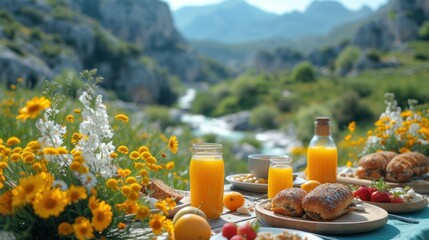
[371,191,391,203]
[237,222,258,240]
[222,222,238,239]
[230,235,245,240]
[390,192,405,203]
[353,186,371,201]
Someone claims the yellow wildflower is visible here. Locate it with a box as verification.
[128,192,139,202]
[58,222,73,236]
[115,114,129,123]
[65,114,74,123]
[73,217,94,240]
[129,151,140,160]
[165,161,174,170]
[125,177,137,184]
[121,186,131,196]
[6,136,21,146]
[106,179,118,189]
[118,146,129,154]
[33,188,69,218]
[168,136,179,154]
[117,222,126,230]
[0,191,13,215]
[91,201,113,232]
[135,206,150,220]
[149,214,166,235]
[67,185,87,203]
[110,152,118,158]
[16,96,51,120]
[138,146,149,154]
[42,147,59,155]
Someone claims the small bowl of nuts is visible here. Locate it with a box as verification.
[248,154,280,179]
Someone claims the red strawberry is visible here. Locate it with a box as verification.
[390,192,405,203]
[230,235,245,240]
[353,186,371,201]
[222,222,238,239]
[237,222,258,240]
[371,191,391,203]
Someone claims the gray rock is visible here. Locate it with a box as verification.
[0,44,53,85]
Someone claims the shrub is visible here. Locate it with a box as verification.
[213,96,240,116]
[295,104,331,144]
[332,91,374,129]
[249,104,280,129]
[191,91,217,116]
[145,105,174,130]
[418,21,429,40]
[335,46,361,75]
[291,62,316,83]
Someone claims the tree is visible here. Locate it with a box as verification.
[335,46,361,75]
[291,62,316,83]
[418,21,429,40]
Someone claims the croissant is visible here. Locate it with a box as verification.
[355,151,397,180]
[386,152,428,182]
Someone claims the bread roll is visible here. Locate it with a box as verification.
[356,151,397,180]
[271,188,307,217]
[302,183,353,221]
[386,152,428,182]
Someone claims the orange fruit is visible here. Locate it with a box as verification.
[174,214,211,240]
[301,180,321,193]
[223,191,245,211]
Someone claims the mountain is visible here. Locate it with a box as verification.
[352,0,429,50]
[0,0,231,104]
[173,0,373,43]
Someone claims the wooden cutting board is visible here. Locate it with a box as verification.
[255,200,388,235]
[337,176,429,194]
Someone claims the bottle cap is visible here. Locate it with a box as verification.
[315,117,330,136]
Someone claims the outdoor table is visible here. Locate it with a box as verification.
[208,184,429,240]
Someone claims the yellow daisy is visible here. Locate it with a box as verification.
[57,147,68,154]
[58,222,73,236]
[73,217,94,240]
[73,109,81,114]
[65,114,74,123]
[6,136,21,146]
[16,173,47,203]
[117,146,129,154]
[117,222,126,229]
[125,177,137,184]
[16,96,51,120]
[67,185,87,203]
[110,152,118,158]
[168,136,179,154]
[105,179,118,189]
[165,161,174,170]
[115,114,129,123]
[135,205,150,220]
[149,214,166,235]
[129,151,140,160]
[0,191,13,215]
[138,146,149,154]
[91,201,113,232]
[42,147,59,155]
[128,192,139,202]
[33,188,68,218]
[71,133,87,145]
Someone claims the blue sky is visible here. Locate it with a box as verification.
[162,0,389,14]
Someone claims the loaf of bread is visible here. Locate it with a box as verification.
[302,183,353,221]
[386,152,428,182]
[146,178,183,202]
[355,151,397,180]
[271,188,307,217]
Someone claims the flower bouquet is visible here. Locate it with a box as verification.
[0,70,179,239]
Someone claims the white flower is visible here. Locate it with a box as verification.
[78,172,97,191]
[36,108,66,149]
[52,180,68,190]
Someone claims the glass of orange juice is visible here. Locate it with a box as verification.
[190,143,224,219]
[267,155,293,198]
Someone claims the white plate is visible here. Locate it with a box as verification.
[226,173,306,193]
[211,227,322,240]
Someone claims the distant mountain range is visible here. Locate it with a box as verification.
[173,0,373,43]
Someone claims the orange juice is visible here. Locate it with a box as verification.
[307,146,337,183]
[268,166,293,198]
[190,157,224,219]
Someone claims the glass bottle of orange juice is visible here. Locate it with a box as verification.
[306,117,337,183]
[190,143,224,219]
[267,156,293,198]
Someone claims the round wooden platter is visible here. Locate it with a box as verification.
[255,200,388,235]
[337,175,429,194]
[363,196,428,213]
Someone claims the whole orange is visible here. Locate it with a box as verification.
[174,214,211,240]
[301,180,321,193]
[223,191,245,211]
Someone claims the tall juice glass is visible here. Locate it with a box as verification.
[306,117,338,183]
[267,156,293,199]
[190,143,224,219]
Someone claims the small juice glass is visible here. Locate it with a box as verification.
[267,155,293,198]
[190,143,224,219]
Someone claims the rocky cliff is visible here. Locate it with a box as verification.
[0,0,228,104]
[353,0,429,50]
